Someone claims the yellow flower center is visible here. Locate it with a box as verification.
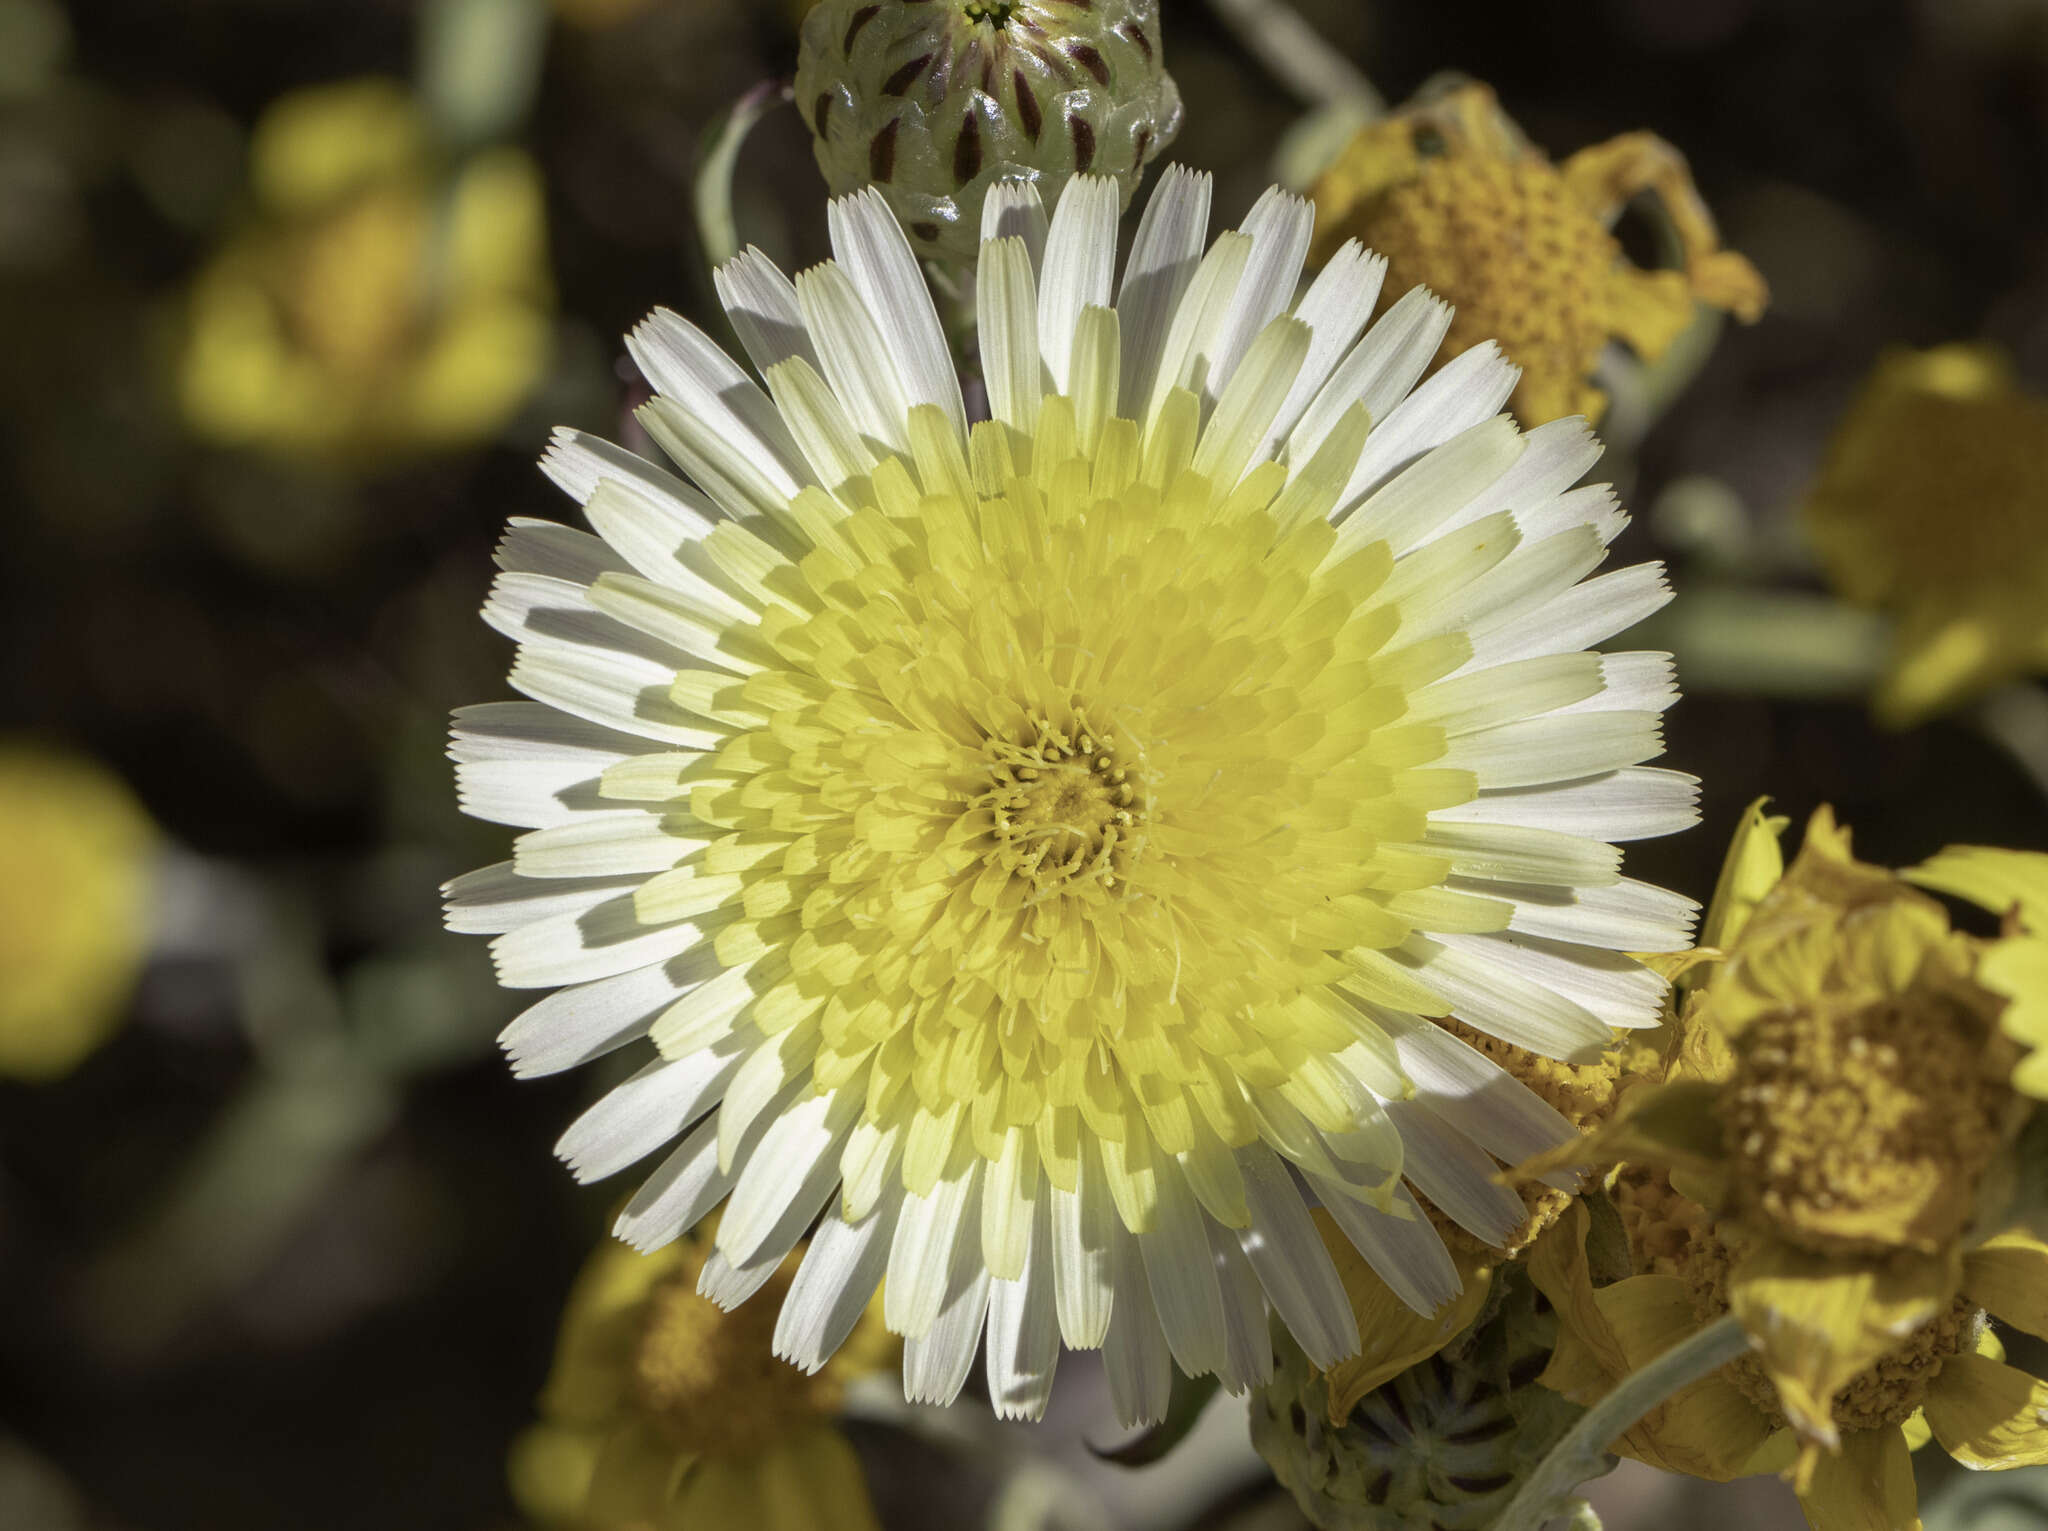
[1721,994,2012,1255]
[632,1265,840,1458]
[982,709,1149,896]
[622,399,1471,1206]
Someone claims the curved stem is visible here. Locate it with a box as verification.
[694,79,794,271]
[1204,0,1381,112]
[1489,1313,1750,1531]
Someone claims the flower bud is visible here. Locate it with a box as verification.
[796,0,1182,266]
[1250,1268,1595,1531]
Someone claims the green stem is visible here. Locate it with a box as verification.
[1489,1313,1750,1531]
[1204,0,1380,111]
[694,79,794,272]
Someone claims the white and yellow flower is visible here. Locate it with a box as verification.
[446,169,1699,1423]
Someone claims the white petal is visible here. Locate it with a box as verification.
[1134,1160,1228,1377]
[1438,710,1665,790]
[1416,820,1625,888]
[713,247,820,378]
[1490,416,1601,513]
[1115,163,1212,416]
[775,1192,899,1374]
[1141,230,1252,426]
[496,517,632,585]
[1287,286,1450,463]
[580,480,757,623]
[1341,342,1521,505]
[1381,1099,1525,1247]
[763,356,881,492]
[626,311,811,518]
[555,1044,743,1183]
[1207,187,1313,404]
[977,235,1042,435]
[444,861,642,934]
[612,1114,728,1252]
[1052,1138,1116,1349]
[1190,316,1310,487]
[1431,767,1701,843]
[612,1069,803,1252]
[1037,174,1119,393]
[904,1269,991,1407]
[985,1193,1060,1419]
[1466,561,1672,668]
[509,645,724,750]
[980,178,1048,265]
[1307,1176,1460,1316]
[1405,652,1605,736]
[1436,930,1669,1031]
[489,894,708,988]
[829,187,967,437]
[1554,652,1678,715]
[1266,240,1386,461]
[886,1161,983,1341]
[1451,874,1700,953]
[541,427,719,538]
[1379,1011,1579,1183]
[1102,1224,1172,1427]
[717,1084,861,1266]
[1517,482,1628,546]
[1235,1144,1358,1368]
[451,705,645,829]
[497,957,704,1078]
[1336,414,1527,557]
[512,812,700,879]
[1391,934,1615,1062]
[794,260,915,456]
[1205,1219,1276,1392]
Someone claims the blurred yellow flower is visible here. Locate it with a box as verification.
[510,1220,895,1531]
[178,77,553,463]
[1308,79,1767,426]
[1804,344,2048,727]
[1528,803,2048,1527]
[0,744,155,1081]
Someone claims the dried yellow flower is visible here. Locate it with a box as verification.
[1308,79,1766,426]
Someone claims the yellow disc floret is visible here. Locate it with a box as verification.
[1721,992,2011,1257]
[1309,79,1766,426]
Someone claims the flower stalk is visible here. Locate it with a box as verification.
[1488,1314,1749,1531]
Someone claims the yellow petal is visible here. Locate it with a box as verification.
[505,1423,603,1527]
[586,1417,690,1525]
[1729,1241,1960,1449]
[1901,1410,1932,1452]
[678,1431,880,1531]
[1923,1351,2048,1470]
[767,1427,885,1531]
[1317,1209,1493,1421]
[1696,796,1789,957]
[1963,1231,2048,1341]
[1513,1078,1725,1184]
[1795,1427,1921,1531]
[1526,1202,1777,1479]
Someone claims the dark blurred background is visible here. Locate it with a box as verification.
[3,1,2046,1527]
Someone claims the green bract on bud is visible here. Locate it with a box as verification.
[1249,1270,1602,1531]
[796,0,1182,266]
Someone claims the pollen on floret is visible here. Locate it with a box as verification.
[1720,989,2015,1257]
